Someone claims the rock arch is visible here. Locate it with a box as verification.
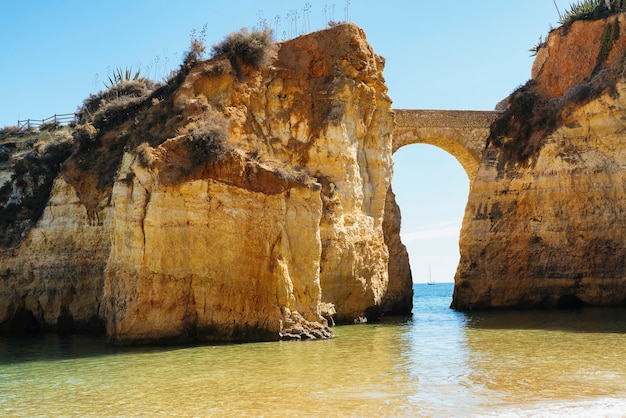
[392,109,501,180]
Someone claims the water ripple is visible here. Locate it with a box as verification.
[3,283,626,416]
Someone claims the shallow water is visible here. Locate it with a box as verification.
[3,283,626,417]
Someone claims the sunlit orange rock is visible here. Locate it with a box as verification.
[453,15,626,309]
[0,23,413,343]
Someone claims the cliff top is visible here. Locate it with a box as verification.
[489,11,626,168]
[533,11,626,98]
[0,22,381,249]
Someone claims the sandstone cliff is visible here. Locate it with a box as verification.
[0,128,108,333]
[453,14,626,309]
[0,23,413,343]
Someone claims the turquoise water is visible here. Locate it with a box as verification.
[3,283,626,416]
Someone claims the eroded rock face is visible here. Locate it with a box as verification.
[103,150,330,344]
[453,15,626,309]
[172,23,402,325]
[0,177,108,333]
[0,23,412,342]
[382,187,413,314]
[532,15,626,99]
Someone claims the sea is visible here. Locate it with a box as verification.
[3,283,626,417]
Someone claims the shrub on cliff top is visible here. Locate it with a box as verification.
[181,25,208,72]
[0,126,23,141]
[77,78,156,127]
[559,0,623,26]
[104,67,142,89]
[211,28,277,78]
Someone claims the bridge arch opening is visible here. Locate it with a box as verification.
[391,143,469,284]
[393,128,479,179]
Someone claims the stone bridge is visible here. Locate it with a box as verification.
[392,109,502,179]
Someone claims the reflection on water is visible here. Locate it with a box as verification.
[3,283,626,417]
[1,323,420,416]
[464,308,626,407]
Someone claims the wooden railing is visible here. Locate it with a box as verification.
[17,113,77,130]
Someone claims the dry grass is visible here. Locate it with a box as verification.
[184,112,230,168]
[211,27,277,78]
[77,79,156,128]
[489,62,621,170]
[136,142,156,167]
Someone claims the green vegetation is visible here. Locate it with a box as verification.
[529,35,547,57]
[596,17,621,70]
[488,82,558,167]
[104,67,142,88]
[202,61,228,76]
[619,47,626,73]
[0,126,31,141]
[0,24,233,247]
[135,142,156,167]
[185,116,229,168]
[559,0,624,26]
[489,66,618,169]
[0,22,283,246]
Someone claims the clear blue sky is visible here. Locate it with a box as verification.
[1,1,571,282]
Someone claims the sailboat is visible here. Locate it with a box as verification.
[427,264,435,285]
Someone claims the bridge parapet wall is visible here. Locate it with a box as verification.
[394,109,501,131]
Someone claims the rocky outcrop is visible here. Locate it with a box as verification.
[0,128,107,333]
[453,14,626,309]
[0,23,412,343]
[178,23,402,324]
[103,150,330,344]
[0,176,109,333]
[381,187,413,314]
[532,15,626,99]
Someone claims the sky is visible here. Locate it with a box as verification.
[1,1,573,282]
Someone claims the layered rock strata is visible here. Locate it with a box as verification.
[453,14,626,309]
[103,151,330,343]
[0,23,413,343]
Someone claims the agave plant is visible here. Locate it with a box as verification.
[560,0,600,25]
[104,67,141,88]
[529,35,547,57]
[559,0,624,25]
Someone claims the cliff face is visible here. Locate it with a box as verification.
[103,151,329,343]
[532,15,626,99]
[453,15,626,309]
[0,129,108,333]
[177,24,401,323]
[0,176,109,333]
[0,23,412,343]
